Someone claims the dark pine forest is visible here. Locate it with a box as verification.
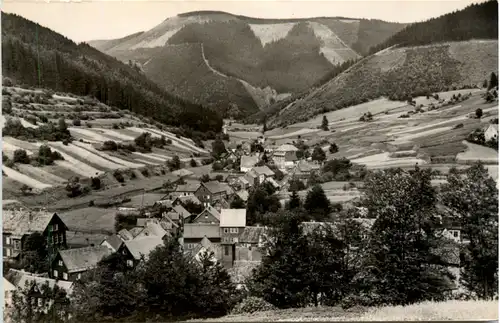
[1,13,223,134]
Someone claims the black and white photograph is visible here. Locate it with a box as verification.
[1,0,499,321]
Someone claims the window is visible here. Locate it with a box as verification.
[230,228,238,234]
[58,260,63,266]
[224,246,229,256]
[6,249,11,257]
[232,237,239,243]
[63,272,68,280]
[53,224,58,231]
[453,231,459,238]
[224,228,229,233]
[53,270,58,278]
[127,260,133,267]
[6,237,10,245]
[54,234,59,244]
[38,298,43,307]
[122,250,127,255]
[77,273,82,280]
[13,240,20,250]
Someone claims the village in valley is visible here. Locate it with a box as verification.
[1,1,499,322]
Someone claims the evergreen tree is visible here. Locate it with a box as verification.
[304,185,331,221]
[249,212,313,308]
[57,117,67,132]
[321,116,329,131]
[211,138,227,159]
[488,72,498,90]
[353,167,454,306]
[287,190,301,210]
[190,158,197,167]
[440,162,498,299]
[230,195,246,209]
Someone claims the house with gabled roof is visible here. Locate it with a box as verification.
[220,209,247,268]
[51,245,112,282]
[134,221,170,240]
[117,236,164,268]
[240,155,259,172]
[184,236,223,264]
[172,204,191,221]
[5,268,74,314]
[117,229,134,241]
[100,234,124,253]
[484,123,499,142]
[175,183,201,197]
[182,223,221,251]
[3,209,68,261]
[273,144,299,170]
[236,226,268,262]
[195,181,232,206]
[192,205,221,224]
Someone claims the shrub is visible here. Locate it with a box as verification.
[102,141,118,151]
[91,177,101,190]
[231,297,276,315]
[190,159,197,167]
[112,123,120,129]
[476,108,483,119]
[141,169,150,177]
[166,139,173,145]
[72,119,81,126]
[62,139,70,146]
[113,170,125,183]
[13,149,30,164]
[453,123,464,129]
[37,145,64,165]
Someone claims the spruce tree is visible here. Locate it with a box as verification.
[288,190,301,210]
[321,116,329,131]
[488,72,498,90]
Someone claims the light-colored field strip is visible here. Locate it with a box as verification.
[3,137,40,151]
[132,152,168,162]
[49,142,124,170]
[352,152,427,168]
[133,158,160,166]
[72,141,145,168]
[16,164,67,185]
[35,143,103,176]
[2,166,52,189]
[97,128,136,141]
[456,141,499,163]
[393,126,453,142]
[69,127,115,142]
[2,141,35,158]
[268,128,320,139]
[145,127,207,154]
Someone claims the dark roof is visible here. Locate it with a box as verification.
[183,223,220,239]
[58,246,113,273]
[175,184,201,193]
[66,231,109,248]
[202,181,227,194]
[173,205,191,219]
[239,226,267,244]
[193,205,221,223]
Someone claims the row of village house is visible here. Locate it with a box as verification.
[2,141,466,309]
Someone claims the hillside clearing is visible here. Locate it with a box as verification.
[48,142,125,170]
[2,166,52,189]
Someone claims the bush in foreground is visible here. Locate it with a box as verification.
[231,297,277,315]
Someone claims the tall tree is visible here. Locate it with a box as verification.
[211,138,227,159]
[287,190,301,210]
[353,167,453,306]
[440,162,498,299]
[304,185,331,221]
[488,72,498,90]
[321,116,329,131]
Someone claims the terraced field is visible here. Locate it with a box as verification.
[231,89,498,181]
[2,86,210,198]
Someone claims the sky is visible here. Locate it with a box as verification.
[3,0,485,43]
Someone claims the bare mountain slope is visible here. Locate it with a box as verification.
[90,11,406,117]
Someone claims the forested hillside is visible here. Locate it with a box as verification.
[369,0,498,54]
[1,13,223,134]
[263,1,499,127]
